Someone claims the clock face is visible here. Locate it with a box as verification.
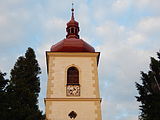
[66,85,80,96]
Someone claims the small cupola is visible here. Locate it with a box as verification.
[50,5,95,52]
[66,7,79,39]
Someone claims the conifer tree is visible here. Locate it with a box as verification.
[9,47,44,120]
[136,51,160,120]
[0,71,8,93]
[0,71,9,119]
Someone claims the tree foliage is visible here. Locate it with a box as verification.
[136,51,160,120]
[0,47,45,120]
[0,72,9,119]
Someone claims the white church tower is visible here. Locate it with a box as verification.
[45,7,102,120]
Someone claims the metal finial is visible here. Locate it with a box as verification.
[72,3,74,9]
[71,3,74,19]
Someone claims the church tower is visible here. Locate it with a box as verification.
[45,7,102,120]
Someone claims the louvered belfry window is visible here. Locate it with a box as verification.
[67,67,79,84]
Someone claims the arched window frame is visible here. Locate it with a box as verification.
[67,66,79,85]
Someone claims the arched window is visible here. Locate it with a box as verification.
[75,29,77,34]
[67,67,79,84]
[68,28,70,34]
[71,28,74,33]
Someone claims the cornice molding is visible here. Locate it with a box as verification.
[44,98,102,102]
[46,52,100,57]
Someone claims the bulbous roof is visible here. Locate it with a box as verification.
[67,8,79,27]
[67,19,78,27]
[50,7,95,52]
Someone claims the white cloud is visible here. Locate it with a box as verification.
[0,11,25,45]
[96,21,126,42]
[96,15,159,119]
[134,0,150,8]
[77,3,90,25]
[93,6,108,21]
[133,0,160,14]
[112,0,130,13]
[36,43,51,69]
[0,1,34,47]
[102,100,139,120]
[136,17,160,35]
[44,17,66,31]
[128,32,146,45]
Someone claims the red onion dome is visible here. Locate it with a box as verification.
[50,7,95,52]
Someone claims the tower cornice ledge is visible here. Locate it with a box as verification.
[44,98,102,102]
[46,51,100,57]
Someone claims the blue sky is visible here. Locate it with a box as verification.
[0,0,160,120]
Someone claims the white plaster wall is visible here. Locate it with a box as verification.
[45,53,102,120]
[48,101,97,120]
[48,55,98,98]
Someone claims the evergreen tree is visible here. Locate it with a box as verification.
[0,71,9,119]
[9,47,44,120]
[136,51,160,120]
[0,71,8,93]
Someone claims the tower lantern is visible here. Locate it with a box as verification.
[66,6,80,39]
[45,6,102,120]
